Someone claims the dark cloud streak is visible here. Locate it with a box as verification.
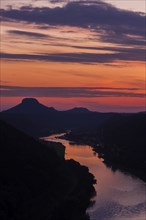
[8,30,49,38]
[1,51,145,63]
[1,1,145,47]
[0,85,144,98]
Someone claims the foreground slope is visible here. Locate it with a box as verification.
[0,120,96,220]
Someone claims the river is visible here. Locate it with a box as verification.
[43,133,146,220]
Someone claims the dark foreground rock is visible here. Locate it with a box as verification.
[0,120,96,220]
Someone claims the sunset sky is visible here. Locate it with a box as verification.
[0,0,146,112]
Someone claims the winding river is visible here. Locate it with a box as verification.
[43,133,146,220]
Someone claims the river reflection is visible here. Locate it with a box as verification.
[43,134,146,220]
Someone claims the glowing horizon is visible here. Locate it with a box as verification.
[1,0,146,112]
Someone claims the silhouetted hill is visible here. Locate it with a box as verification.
[3,98,57,114]
[65,107,90,114]
[0,120,95,220]
[97,114,146,181]
[138,111,146,114]
[0,98,59,136]
[99,114,146,150]
[0,98,117,137]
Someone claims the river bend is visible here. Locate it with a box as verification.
[43,134,146,220]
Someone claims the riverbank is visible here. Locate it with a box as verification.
[93,144,146,182]
[0,120,96,220]
[44,132,146,220]
[61,123,146,183]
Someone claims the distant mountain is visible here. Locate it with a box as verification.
[0,98,128,137]
[138,111,146,114]
[65,107,91,114]
[3,98,56,114]
[0,98,60,136]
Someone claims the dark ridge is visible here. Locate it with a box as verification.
[2,98,56,114]
[21,98,55,112]
[66,107,90,113]
[97,114,146,181]
[0,120,96,220]
[0,98,134,137]
[21,98,39,104]
[0,99,116,136]
[138,111,146,114]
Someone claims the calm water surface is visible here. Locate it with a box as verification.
[43,134,146,220]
